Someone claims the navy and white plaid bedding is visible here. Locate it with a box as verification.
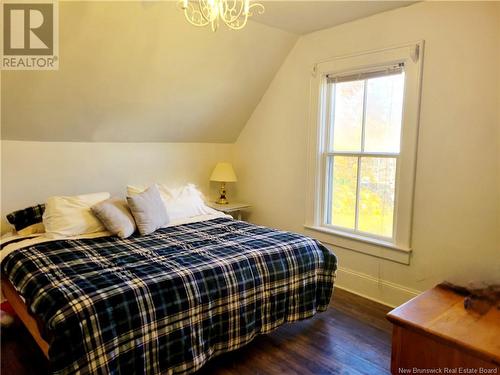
[1,217,337,374]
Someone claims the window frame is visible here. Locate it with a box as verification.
[323,69,403,241]
[305,42,424,264]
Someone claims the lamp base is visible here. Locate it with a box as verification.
[215,197,229,205]
[216,182,229,204]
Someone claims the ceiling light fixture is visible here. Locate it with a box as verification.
[179,0,264,31]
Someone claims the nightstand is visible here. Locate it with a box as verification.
[206,202,251,221]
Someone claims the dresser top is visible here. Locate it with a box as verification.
[387,285,500,363]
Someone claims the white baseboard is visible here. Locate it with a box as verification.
[335,266,422,308]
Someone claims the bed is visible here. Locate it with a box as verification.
[1,215,337,374]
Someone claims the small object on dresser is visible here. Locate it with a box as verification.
[210,162,237,204]
[207,202,250,221]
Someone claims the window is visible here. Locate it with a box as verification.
[305,43,423,263]
[325,66,404,240]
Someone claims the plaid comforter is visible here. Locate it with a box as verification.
[1,217,337,374]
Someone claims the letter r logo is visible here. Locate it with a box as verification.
[3,3,54,55]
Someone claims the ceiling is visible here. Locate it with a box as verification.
[1,2,296,142]
[253,1,416,35]
[1,1,418,143]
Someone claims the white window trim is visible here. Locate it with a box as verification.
[305,41,424,265]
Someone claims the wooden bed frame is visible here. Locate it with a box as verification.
[1,277,49,358]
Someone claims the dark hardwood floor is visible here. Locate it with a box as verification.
[0,288,392,374]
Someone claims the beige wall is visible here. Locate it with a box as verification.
[0,1,285,230]
[235,2,500,306]
[497,9,500,296]
[1,141,235,232]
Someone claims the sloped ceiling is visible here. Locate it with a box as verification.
[255,1,416,35]
[1,1,296,142]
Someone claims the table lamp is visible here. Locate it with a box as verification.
[210,162,237,204]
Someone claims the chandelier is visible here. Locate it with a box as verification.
[179,0,265,31]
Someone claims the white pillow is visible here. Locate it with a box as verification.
[43,192,110,238]
[127,183,214,221]
[17,222,45,236]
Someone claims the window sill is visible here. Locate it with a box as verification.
[304,225,411,265]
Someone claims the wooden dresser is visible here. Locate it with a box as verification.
[387,286,500,374]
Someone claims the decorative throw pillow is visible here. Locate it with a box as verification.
[6,204,45,231]
[127,185,169,235]
[43,192,111,238]
[91,197,136,239]
[127,183,215,222]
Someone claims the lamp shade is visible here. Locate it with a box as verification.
[210,162,237,182]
